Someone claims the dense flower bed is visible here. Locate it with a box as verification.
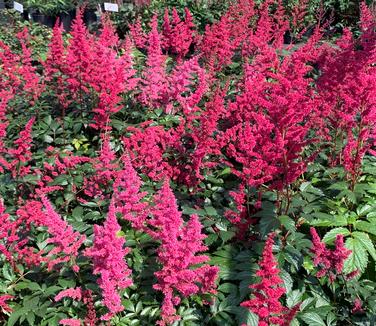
[0,1,375,325]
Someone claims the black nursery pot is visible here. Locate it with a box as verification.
[59,9,76,31]
[83,8,97,27]
[31,12,57,28]
[4,0,11,9]
[0,1,5,10]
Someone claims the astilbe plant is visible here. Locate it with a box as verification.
[85,200,132,321]
[241,233,300,326]
[113,155,149,230]
[148,181,219,325]
[162,8,196,59]
[123,123,173,181]
[7,117,35,178]
[44,21,68,109]
[317,3,376,187]
[139,15,169,108]
[0,199,43,269]
[310,228,352,282]
[129,17,147,49]
[15,28,45,104]
[41,196,86,272]
[83,136,119,200]
[90,17,137,130]
[65,8,94,105]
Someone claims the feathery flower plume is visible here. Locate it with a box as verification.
[85,200,132,320]
[150,181,219,325]
[0,294,13,313]
[55,288,83,302]
[41,196,86,271]
[113,155,149,230]
[310,228,351,281]
[8,117,35,178]
[241,233,299,325]
[139,15,169,108]
[59,319,81,326]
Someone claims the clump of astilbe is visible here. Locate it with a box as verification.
[310,228,352,282]
[139,15,169,109]
[199,15,235,72]
[123,123,173,181]
[85,200,132,321]
[241,233,300,326]
[90,18,137,130]
[166,85,226,188]
[44,21,70,110]
[41,196,86,272]
[149,181,219,325]
[129,17,147,49]
[83,136,119,200]
[113,155,149,230]
[317,3,376,187]
[161,8,196,60]
[0,199,44,269]
[16,28,45,104]
[199,0,255,72]
[221,22,323,222]
[0,91,12,157]
[65,8,94,105]
[168,56,207,114]
[7,117,35,178]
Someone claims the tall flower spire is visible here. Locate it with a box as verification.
[85,200,132,320]
[241,233,300,325]
[150,181,219,325]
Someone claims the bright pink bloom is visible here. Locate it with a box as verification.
[0,199,44,269]
[44,21,69,109]
[0,294,13,313]
[310,228,351,281]
[352,298,364,314]
[113,156,149,230]
[65,8,93,101]
[123,124,172,181]
[90,18,136,130]
[150,181,219,325]
[241,233,299,325]
[162,8,196,59]
[16,28,45,104]
[139,15,169,108]
[59,319,81,326]
[55,288,83,302]
[129,17,147,48]
[8,117,35,177]
[83,136,119,200]
[41,196,86,271]
[85,200,132,320]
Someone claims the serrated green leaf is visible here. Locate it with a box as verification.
[301,312,326,326]
[352,232,376,261]
[355,221,376,236]
[344,237,368,274]
[322,227,350,244]
[279,215,296,231]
